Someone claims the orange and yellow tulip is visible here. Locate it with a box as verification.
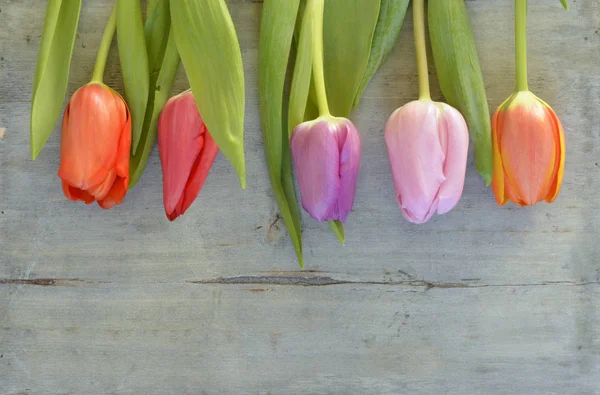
[491,91,565,206]
[58,83,131,209]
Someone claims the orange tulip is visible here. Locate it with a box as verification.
[58,83,131,209]
[492,91,565,206]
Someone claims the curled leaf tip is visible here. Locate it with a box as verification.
[560,0,568,10]
[329,220,345,246]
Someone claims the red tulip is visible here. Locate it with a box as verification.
[159,92,219,221]
[58,83,131,209]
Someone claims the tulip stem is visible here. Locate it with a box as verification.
[515,0,529,91]
[413,0,431,101]
[91,5,118,83]
[311,0,331,117]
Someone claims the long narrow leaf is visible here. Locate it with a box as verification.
[30,0,82,159]
[130,32,180,188]
[117,0,150,154]
[288,3,313,138]
[354,0,409,108]
[148,0,161,15]
[259,0,304,267]
[145,0,171,77]
[559,0,568,10]
[429,0,493,184]
[129,0,174,188]
[322,0,381,117]
[329,220,345,246]
[170,0,246,188]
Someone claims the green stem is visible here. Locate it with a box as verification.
[91,5,118,83]
[515,0,529,91]
[310,0,330,117]
[413,0,430,100]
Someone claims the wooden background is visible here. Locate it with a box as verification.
[1,0,599,393]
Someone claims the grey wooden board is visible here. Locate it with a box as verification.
[0,0,599,394]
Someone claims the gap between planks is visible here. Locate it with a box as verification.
[0,277,598,289]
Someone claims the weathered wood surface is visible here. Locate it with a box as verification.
[1,0,599,394]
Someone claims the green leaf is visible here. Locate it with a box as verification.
[559,0,568,10]
[117,0,150,155]
[129,0,175,188]
[30,0,82,159]
[328,220,345,246]
[129,31,180,188]
[322,0,381,117]
[145,0,171,76]
[170,0,246,189]
[293,0,345,246]
[428,0,493,185]
[147,0,161,15]
[259,0,304,267]
[354,0,409,109]
[288,2,314,138]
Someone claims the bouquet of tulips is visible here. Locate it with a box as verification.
[31,0,246,217]
[31,0,569,268]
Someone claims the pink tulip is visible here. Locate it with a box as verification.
[290,116,361,223]
[159,91,219,221]
[385,100,469,224]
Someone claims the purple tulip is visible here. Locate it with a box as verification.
[385,100,469,224]
[290,116,361,223]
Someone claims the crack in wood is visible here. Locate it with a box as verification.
[188,276,600,289]
[0,277,597,289]
[0,278,110,287]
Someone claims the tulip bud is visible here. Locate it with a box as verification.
[59,82,131,209]
[385,100,469,224]
[158,91,219,221]
[290,116,361,223]
[492,91,565,206]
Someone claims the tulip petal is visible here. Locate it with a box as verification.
[385,101,445,224]
[174,131,219,221]
[98,107,131,209]
[58,84,126,191]
[542,101,566,203]
[491,106,509,205]
[98,176,128,210]
[159,95,202,218]
[436,104,469,215]
[336,121,361,223]
[500,95,557,206]
[159,93,217,220]
[89,168,117,201]
[291,121,341,221]
[62,181,95,205]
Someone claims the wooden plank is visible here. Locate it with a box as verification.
[1,283,600,394]
[0,0,599,393]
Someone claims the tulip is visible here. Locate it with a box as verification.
[158,91,219,221]
[59,82,131,209]
[492,91,565,206]
[385,100,469,224]
[491,0,566,206]
[384,0,469,224]
[290,116,361,223]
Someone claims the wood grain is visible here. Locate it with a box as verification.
[1,0,599,393]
